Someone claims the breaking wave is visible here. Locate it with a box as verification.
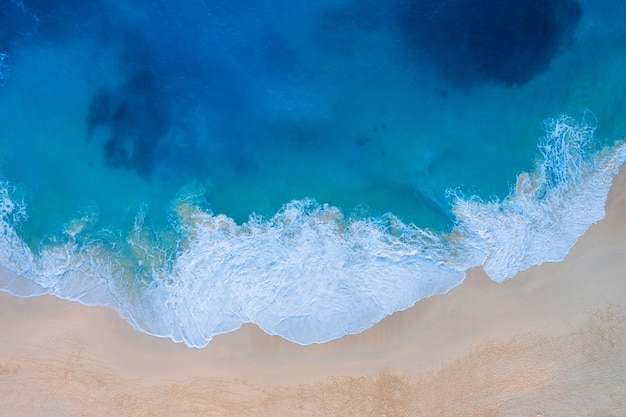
[1,114,624,347]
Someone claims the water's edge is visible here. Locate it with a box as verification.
[1,115,625,347]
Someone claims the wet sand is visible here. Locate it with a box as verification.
[1,169,626,416]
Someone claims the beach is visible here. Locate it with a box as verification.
[1,1,626,415]
[0,167,624,416]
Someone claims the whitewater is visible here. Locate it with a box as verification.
[1,115,624,347]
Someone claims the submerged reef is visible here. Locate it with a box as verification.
[81,2,298,180]
[87,70,169,178]
[399,0,583,87]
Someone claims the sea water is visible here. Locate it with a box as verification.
[1,0,625,347]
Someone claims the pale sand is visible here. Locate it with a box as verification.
[2,171,626,416]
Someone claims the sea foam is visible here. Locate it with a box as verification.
[452,114,626,281]
[1,115,625,347]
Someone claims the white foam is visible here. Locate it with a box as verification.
[0,185,120,305]
[451,115,626,281]
[135,201,464,346]
[1,115,625,347]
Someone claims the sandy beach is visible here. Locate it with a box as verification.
[1,168,626,416]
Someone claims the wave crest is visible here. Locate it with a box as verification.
[452,114,625,280]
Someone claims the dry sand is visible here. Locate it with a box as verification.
[2,170,626,416]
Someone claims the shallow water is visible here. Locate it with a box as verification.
[1,0,625,346]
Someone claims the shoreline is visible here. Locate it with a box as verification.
[2,168,626,415]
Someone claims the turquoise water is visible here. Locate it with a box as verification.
[1,0,626,346]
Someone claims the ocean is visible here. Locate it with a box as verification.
[1,0,625,347]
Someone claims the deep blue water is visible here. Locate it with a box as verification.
[1,0,626,346]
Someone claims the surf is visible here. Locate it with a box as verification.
[1,114,624,347]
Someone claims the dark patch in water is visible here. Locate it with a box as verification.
[86,89,114,133]
[355,136,372,147]
[399,0,582,87]
[82,2,306,180]
[86,69,169,178]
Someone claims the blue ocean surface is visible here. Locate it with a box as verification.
[1,0,625,346]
